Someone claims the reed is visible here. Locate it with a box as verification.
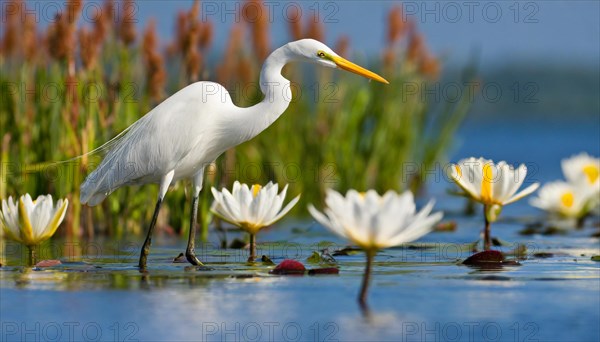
[0,1,473,240]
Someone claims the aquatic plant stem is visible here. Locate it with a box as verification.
[358,250,375,307]
[483,205,491,251]
[248,233,256,262]
[27,246,36,266]
[576,215,587,229]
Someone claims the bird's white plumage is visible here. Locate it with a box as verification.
[80,39,378,206]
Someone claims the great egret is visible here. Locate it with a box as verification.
[80,39,389,269]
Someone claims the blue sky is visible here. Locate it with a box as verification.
[136,0,599,69]
[15,1,600,69]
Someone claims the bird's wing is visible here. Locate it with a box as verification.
[80,82,232,205]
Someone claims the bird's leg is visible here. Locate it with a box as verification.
[186,193,204,266]
[186,170,205,266]
[139,170,174,270]
[139,197,163,269]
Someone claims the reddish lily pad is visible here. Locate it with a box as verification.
[463,250,504,264]
[269,259,306,275]
[463,251,521,267]
[35,260,62,267]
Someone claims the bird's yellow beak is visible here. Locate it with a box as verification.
[330,55,389,84]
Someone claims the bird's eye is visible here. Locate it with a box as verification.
[317,51,326,58]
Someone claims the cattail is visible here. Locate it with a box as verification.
[92,0,115,44]
[183,0,203,82]
[199,21,213,49]
[119,0,137,46]
[406,31,425,64]
[243,0,270,61]
[1,0,20,57]
[335,36,350,58]
[217,24,244,84]
[387,6,406,45]
[383,47,396,70]
[237,55,254,87]
[79,27,100,70]
[47,2,81,75]
[286,5,302,40]
[419,54,440,79]
[65,0,83,24]
[142,21,166,101]
[305,13,324,42]
[47,13,71,61]
[22,15,38,63]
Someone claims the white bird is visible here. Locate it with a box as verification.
[80,39,389,269]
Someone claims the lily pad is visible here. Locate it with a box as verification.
[35,260,62,267]
[269,259,306,275]
[463,250,504,264]
[306,251,322,264]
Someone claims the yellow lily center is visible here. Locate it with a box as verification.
[583,164,599,184]
[561,191,574,208]
[251,184,262,198]
[481,163,494,203]
[454,165,462,178]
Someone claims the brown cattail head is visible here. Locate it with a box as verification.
[65,0,83,24]
[1,0,21,57]
[335,36,350,58]
[406,31,425,64]
[79,27,100,70]
[142,20,167,101]
[174,11,188,54]
[387,6,406,45]
[22,15,38,62]
[305,13,324,42]
[419,54,440,79]
[47,1,81,75]
[47,13,72,61]
[286,5,302,41]
[199,21,214,49]
[183,0,203,82]
[119,0,137,46]
[92,0,115,44]
[243,0,270,61]
[217,24,244,84]
[383,47,396,70]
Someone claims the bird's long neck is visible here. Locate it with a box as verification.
[234,44,292,142]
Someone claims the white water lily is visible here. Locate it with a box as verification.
[211,181,300,260]
[449,157,539,250]
[309,189,442,306]
[561,153,600,190]
[0,194,69,247]
[530,181,593,219]
[309,189,442,251]
[561,153,600,213]
[0,194,69,265]
[450,157,540,222]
